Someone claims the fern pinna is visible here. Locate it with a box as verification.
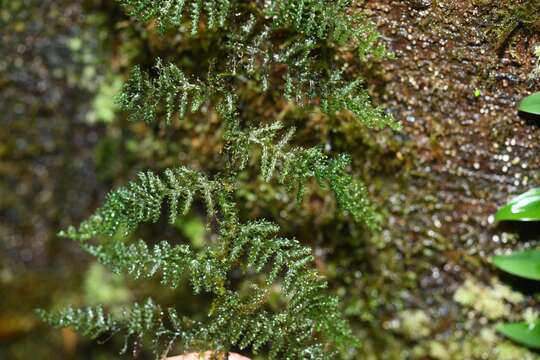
[39,0,399,358]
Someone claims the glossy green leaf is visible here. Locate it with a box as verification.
[497,322,540,349]
[518,92,540,115]
[495,188,540,222]
[492,250,540,280]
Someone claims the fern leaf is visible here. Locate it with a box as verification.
[59,166,216,241]
[38,299,206,357]
[117,59,208,125]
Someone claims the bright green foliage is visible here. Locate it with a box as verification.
[60,128,378,244]
[224,18,320,99]
[492,250,540,281]
[488,97,540,352]
[40,0,398,358]
[321,72,400,130]
[227,121,379,228]
[85,240,193,287]
[496,322,540,350]
[50,142,368,356]
[494,188,540,223]
[266,0,387,58]
[38,305,116,340]
[119,58,400,130]
[267,0,350,40]
[490,249,540,349]
[518,92,540,116]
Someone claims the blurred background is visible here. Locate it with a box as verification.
[3,0,540,359]
[0,1,186,358]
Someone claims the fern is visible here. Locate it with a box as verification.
[50,142,364,356]
[84,240,193,288]
[47,215,357,357]
[116,0,398,130]
[117,0,231,34]
[60,166,217,241]
[226,121,379,228]
[41,0,399,358]
[117,59,208,124]
[120,57,400,130]
[62,120,378,243]
[39,299,206,357]
[38,305,116,340]
[265,0,382,50]
[118,0,383,48]
[225,19,318,95]
[321,71,400,130]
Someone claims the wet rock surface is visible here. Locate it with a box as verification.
[363,0,540,355]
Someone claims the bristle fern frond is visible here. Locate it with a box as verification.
[57,216,355,358]
[266,0,343,41]
[38,299,206,358]
[266,0,390,60]
[52,113,373,356]
[37,305,116,340]
[226,22,396,127]
[228,121,380,229]
[121,53,399,130]
[84,240,193,288]
[117,59,208,124]
[117,0,231,34]
[40,0,399,358]
[60,166,217,241]
[321,71,400,130]
[117,0,386,53]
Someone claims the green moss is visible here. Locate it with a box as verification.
[453,277,523,320]
[413,328,538,360]
[173,215,206,249]
[87,74,123,123]
[83,263,131,306]
[396,310,432,341]
[491,0,540,52]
